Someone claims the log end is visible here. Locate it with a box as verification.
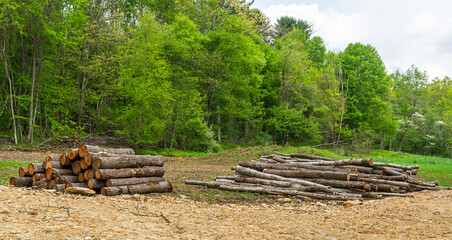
[45,168,53,181]
[78,145,88,158]
[28,163,35,175]
[9,177,16,185]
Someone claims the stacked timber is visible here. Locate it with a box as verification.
[185,152,449,201]
[10,144,172,196]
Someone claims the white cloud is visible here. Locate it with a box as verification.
[259,1,452,79]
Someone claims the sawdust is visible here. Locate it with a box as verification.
[0,186,451,240]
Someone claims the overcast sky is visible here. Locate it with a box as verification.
[252,0,452,80]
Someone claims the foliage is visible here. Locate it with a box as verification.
[0,1,450,155]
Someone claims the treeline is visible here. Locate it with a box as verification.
[0,0,451,156]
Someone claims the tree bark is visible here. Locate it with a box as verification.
[54,175,78,184]
[106,177,165,187]
[235,166,333,193]
[301,178,366,190]
[87,179,106,189]
[65,182,85,188]
[92,155,164,170]
[53,184,65,192]
[78,145,135,157]
[10,177,33,187]
[65,187,96,195]
[101,181,173,196]
[263,169,351,181]
[18,167,31,177]
[60,153,72,167]
[32,173,43,182]
[28,163,45,175]
[95,166,165,180]
[67,149,80,160]
[43,160,62,170]
[45,168,74,181]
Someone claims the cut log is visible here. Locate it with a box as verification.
[77,173,85,183]
[80,158,89,170]
[67,149,80,160]
[46,180,55,189]
[95,166,165,180]
[301,178,366,190]
[263,169,351,181]
[78,145,135,158]
[359,177,410,188]
[55,175,78,184]
[215,176,236,180]
[28,163,44,175]
[101,181,172,196]
[45,155,60,162]
[106,177,165,187]
[71,161,81,175]
[32,173,43,182]
[43,161,63,170]
[10,177,33,187]
[289,153,336,161]
[65,182,85,188]
[87,179,106,189]
[45,168,74,181]
[18,167,31,177]
[83,152,92,166]
[65,187,96,195]
[184,180,221,188]
[235,166,333,193]
[53,184,65,192]
[60,153,72,167]
[92,155,164,170]
[83,170,91,181]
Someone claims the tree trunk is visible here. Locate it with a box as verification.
[92,155,164,170]
[302,178,366,190]
[65,182,85,188]
[60,153,72,167]
[28,163,45,175]
[65,187,96,195]
[45,168,73,181]
[1,36,17,144]
[32,173,43,182]
[94,166,165,180]
[78,145,134,157]
[380,133,385,151]
[262,169,351,181]
[106,177,165,187]
[54,175,78,184]
[10,177,33,187]
[53,184,66,192]
[235,166,333,193]
[101,181,173,196]
[67,149,80,160]
[18,167,31,177]
[43,161,62,170]
[87,179,106,189]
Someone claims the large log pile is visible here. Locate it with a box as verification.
[10,145,172,196]
[185,152,449,201]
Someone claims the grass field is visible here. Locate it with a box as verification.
[1,146,451,202]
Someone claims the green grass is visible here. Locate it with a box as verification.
[0,161,29,186]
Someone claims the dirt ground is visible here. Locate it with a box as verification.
[1,150,452,239]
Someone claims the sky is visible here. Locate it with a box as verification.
[251,0,452,80]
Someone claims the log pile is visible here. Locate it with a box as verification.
[10,145,172,196]
[185,152,449,201]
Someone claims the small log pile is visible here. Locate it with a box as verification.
[185,152,450,201]
[10,145,172,196]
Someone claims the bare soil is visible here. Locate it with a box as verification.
[1,150,451,239]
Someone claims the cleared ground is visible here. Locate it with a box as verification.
[0,149,451,239]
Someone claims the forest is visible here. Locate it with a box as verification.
[0,0,451,157]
